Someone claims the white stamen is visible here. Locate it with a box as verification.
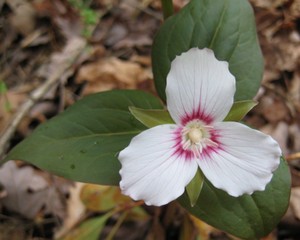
[204,138,219,148]
[182,139,191,150]
[181,120,218,157]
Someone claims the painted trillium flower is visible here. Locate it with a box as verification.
[118,48,281,206]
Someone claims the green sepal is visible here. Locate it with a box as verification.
[129,107,174,128]
[185,169,204,207]
[224,100,257,121]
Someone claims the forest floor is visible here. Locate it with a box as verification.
[1,0,300,239]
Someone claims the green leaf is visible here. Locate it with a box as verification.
[3,90,163,185]
[0,80,7,94]
[129,107,174,128]
[60,212,113,240]
[152,0,263,102]
[224,100,257,122]
[125,206,150,222]
[186,169,204,207]
[179,158,291,239]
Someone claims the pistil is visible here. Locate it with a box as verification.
[181,120,218,157]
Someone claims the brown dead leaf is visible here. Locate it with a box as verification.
[131,55,151,66]
[179,214,196,240]
[291,167,300,187]
[80,184,132,212]
[105,23,128,47]
[258,95,290,123]
[251,0,290,9]
[289,124,300,153]
[254,1,300,90]
[146,207,165,240]
[114,34,152,50]
[6,0,36,36]
[33,0,82,39]
[0,161,64,219]
[76,57,150,95]
[290,0,300,18]
[260,232,277,240]
[288,72,300,112]
[55,182,85,239]
[290,187,300,220]
[0,90,27,132]
[189,214,218,240]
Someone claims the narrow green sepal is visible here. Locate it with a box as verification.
[185,169,204,207]
[224,100,258,122]
[129,107,174,128]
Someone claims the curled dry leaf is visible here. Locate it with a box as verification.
[258,96,290,123]
[0,161,65,219]
[76,57,150,95]
[80,184,133,212]
[55,182,86,239]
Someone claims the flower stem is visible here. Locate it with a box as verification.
[161,0,174,20]
[105,211,128,240]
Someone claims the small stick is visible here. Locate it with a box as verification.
[0,37,86,162]
[285,152,300,161]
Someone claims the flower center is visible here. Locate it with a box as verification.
[181,120,218,157]
[188,128,203,144]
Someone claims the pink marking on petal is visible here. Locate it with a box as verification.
[200,129,223,159]
[171,127,194,161]
[171,127,223,161]
[181,106,213,126]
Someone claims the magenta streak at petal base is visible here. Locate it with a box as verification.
[180,107,213,126]
[171,126,222,161]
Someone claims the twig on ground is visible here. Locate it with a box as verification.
[286,152,300,161]
[0,37,87,162]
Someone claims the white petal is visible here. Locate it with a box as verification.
[197,122,281,197]
[166,48,235,125]
[118,125,198,206]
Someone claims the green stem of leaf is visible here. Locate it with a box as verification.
[161,0,174,20]
[105,211,128,240]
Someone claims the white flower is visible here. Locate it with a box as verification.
[118,48,281,206]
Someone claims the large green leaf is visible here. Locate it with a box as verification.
[3,90,163,185]
[179,158,291,239]
[152,0,263,102]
